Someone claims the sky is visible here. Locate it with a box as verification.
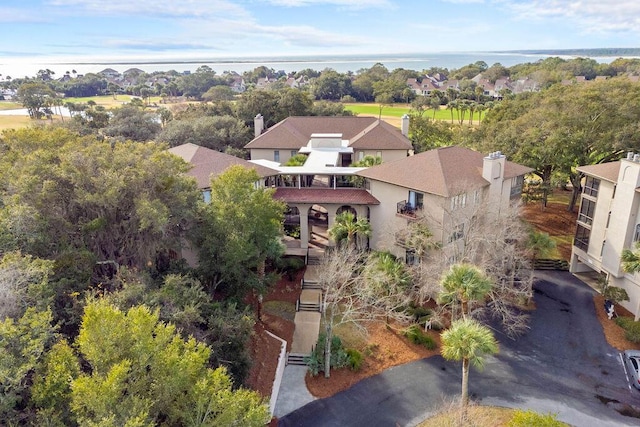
[1,0,640,69]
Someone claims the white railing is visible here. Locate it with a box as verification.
[265,330,288,416]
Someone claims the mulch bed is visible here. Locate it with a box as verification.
[594,294,640,351]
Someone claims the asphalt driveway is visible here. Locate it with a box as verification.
[279,271,640,427]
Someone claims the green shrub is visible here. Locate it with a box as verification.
[406,303,432,323]
[403,324,437,350]
[346,348,364,371]
[306,333,350,376]
[508,409,565,426]
[615,317,640,343]
[304,351,321,377]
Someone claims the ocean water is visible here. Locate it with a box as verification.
[0,52,620,79]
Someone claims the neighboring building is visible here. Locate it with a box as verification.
[98,68,121,79]
[570,153,640,319]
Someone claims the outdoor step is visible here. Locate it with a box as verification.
[287,353,309,366]
[302,281,322,290]
[297,303,321,312]
[534,258,569,270]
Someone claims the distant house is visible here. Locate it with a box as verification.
[256,76,276,90]
[406,77,439,96]
[98,68,121,79]
[229,76,246,93]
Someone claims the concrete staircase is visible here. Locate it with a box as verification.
[534,258,569,270]
[286,264,324,366]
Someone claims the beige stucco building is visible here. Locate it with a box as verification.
[170,116,532,264]
[570,153,640,319]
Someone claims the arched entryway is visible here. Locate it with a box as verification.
[337,205,357,217]
[308,204,329,249]
[284,205,301,240]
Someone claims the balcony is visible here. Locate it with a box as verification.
[397,200,423,218]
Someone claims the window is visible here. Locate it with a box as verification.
[376,151,382,160]
[510,175,524,198]
[449,223,464,243]
[578,198,596,225]
[634,224,640,242]
[408,191,424,210]
[358,151,364,161]
[606,211,611,228]
[583,176,600,197]
[274,150,280,162]
[474,190,481,204]
[450,193,467,210]
[291,150,297,157]
[574,224,591,251]
[202,190,211,204]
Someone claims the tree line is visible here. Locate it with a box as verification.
[0,128,288,425]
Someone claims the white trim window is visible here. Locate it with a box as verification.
[450,193,467,210]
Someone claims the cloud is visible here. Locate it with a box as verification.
[252,23,369,47]
[0,7,50,22]
[504,0,640,34]
[46,0,248,19]
[263,0,392,7]
[102,39,217,52]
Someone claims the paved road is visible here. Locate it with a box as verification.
[279,271,640,426]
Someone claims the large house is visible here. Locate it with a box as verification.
[570,153,640,319]
[169,116,532,265]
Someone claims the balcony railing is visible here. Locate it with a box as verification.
[397,200,423,217]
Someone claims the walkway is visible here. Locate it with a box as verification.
[274,264,323,418]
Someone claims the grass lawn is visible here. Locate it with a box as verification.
[343,102,483,124]
[0,101,22,110]
[0,115,33,131]
[64,95,163,108]
[418,405,568,427]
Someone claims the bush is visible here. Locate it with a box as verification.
[406,303,432,323]
[403,324,437,350]
[346,348,364,371]
[277,256,305,280]
[508,409,565,426]
[306,333,350,376]
[615,317,640,343]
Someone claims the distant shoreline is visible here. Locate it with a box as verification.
[1,49,637,79]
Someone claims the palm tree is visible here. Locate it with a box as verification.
[527,229,556,264]
[329,211,371,250]
[447,101,456,124]
[438,263,493,319]
[622,242,640,273]
[441,318,499,410]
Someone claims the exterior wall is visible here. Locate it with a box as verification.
[252,148,409,165]
[367,180,445,260]
[250,148,299,164]
[351,149,408,164]
[570,158,640,320]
